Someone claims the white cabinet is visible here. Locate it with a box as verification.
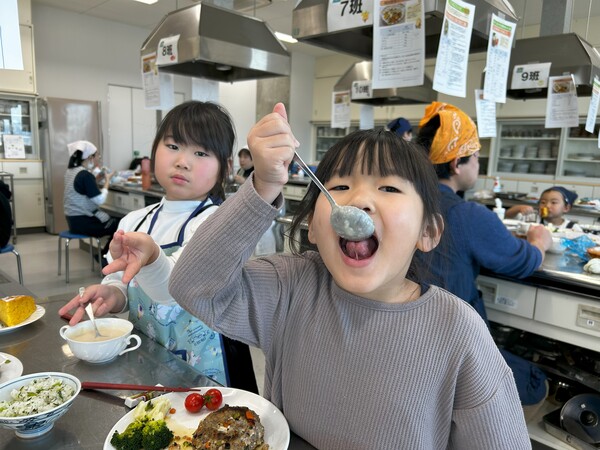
[477,275,537,319]
[493,121,561,178]
[561,124,600,179]
[1,160,45,228]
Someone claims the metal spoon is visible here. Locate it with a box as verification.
[293,153,374,241]
[81,287,104,338]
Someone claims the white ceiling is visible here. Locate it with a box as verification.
[31,0,600,58]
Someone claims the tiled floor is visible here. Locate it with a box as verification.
[3,232,266,394]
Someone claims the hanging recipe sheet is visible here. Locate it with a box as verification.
[372,0,425,90]
[585,76,600,136]
[141,53,174,110]
[474,89,497,138]
[432,0,475,98]
[545,75,579,129]
[483,14,516,103]
[331,90,351,129]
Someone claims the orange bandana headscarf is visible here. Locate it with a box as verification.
[419,102,480,164]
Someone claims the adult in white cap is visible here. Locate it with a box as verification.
[63,140,117,265]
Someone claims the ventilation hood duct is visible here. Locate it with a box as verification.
[141,2,290,82]
[292,0,518,59]
[334,61,436,105]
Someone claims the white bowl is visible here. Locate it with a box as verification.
[0,372,80,438]
[59,318,141,364]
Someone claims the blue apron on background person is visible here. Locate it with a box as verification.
[127,201,228,386]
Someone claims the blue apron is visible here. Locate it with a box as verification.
[127,201,228,385]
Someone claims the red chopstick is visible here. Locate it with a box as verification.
[81,381,204,393]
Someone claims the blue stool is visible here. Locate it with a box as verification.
[57,231,102,284]
[0,244,23,285]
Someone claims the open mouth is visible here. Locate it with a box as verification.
[340,235,379,260]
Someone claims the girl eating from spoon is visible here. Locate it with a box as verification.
[165,103,530,449]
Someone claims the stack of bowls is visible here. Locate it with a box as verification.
[515,162,530,173]
[525,146,538,158]
[538,143,551,158]
[498,161,514,172]
[512,144,526,158]
[500,147,513,157]
[530,161,547,174]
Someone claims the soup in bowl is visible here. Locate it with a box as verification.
[59,318,141,363]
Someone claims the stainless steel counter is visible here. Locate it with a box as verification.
[0,282,316,449]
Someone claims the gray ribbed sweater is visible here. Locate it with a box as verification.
[170,179,531,450]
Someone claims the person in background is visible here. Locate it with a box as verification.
[0,179,12,248]
[507,186,582,231]
[539,186,583,230]
[165,103,530,448]
[233,147,254,184]
[63,140,117,263]
[59,101,258,393]
[387,116,413,141]
[414,101,552,422]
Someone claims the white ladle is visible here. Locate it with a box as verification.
[80,287,104,338]
[293,153,374,241]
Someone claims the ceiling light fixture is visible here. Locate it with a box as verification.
[132,0,159,5]
[275,32,298,44]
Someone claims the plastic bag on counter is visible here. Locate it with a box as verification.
[561,234,597,260]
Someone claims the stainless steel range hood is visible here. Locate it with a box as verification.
[292,0,518,59]
[141,2,290,82]
[506,33,600,99]
[506,0,600,99]
[334,61,437,105]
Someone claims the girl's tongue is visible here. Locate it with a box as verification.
[343,238,377,260]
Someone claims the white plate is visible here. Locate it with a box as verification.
[0,305,45,334]
[103,387,290,450]
[0,353,23,384]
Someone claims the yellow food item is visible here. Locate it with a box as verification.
[0,295,36,327]
[540,207,549,218]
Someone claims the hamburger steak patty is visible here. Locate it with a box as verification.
[192,405,268,450]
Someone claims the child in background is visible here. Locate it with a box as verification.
[163,103,529,448]
[58,101,257,393]
[539,186,583,231]
[233,147,254,184]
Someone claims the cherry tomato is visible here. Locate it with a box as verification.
[184,393,204,413]
[203,388,223,411]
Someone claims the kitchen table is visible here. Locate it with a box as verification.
[0,286,316,449]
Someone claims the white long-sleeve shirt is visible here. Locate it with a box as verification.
[103,197,216,306]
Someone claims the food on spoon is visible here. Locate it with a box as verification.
[0,376,75,417]
[0,295,36,327]
[192,405,268,450]
[540,207,549,218]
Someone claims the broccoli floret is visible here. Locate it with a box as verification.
[110,419,145,450]
[141,419,174,450]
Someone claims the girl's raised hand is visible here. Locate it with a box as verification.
[247,102,298,204]
[103,230,161,284]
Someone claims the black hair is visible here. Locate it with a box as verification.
[238,148,252,160]
[68,150,85,169]
[414,114,473,179]
[150,101,236,202]
[289,129,443,283]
